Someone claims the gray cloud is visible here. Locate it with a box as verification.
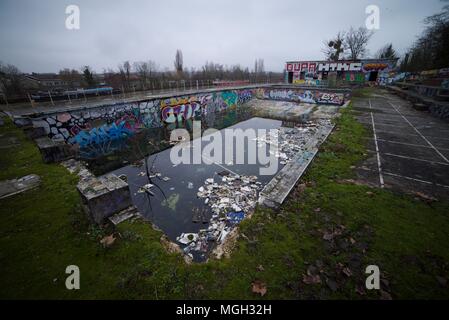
[0,0,445,73]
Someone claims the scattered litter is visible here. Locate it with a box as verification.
[227,211,245,225]
[175,173,262,258]
[137,183,155,195]
[162,176,171,182]
[176,233,198,245]
[100,234,116,248]
[187,182,194,189]
[251,280,267,296]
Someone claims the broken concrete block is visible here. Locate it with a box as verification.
[77,174,132,224]
[108,205,139,225]
[0,174,41,199]
[34,137,72,163]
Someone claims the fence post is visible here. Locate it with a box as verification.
[27,92,34,108]
[48,90,55,106]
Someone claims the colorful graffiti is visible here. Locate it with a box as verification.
[317,92,344,105]
[285,59,398,84]
[30,86,345,152]
[70,121,132,147]
[32,100,162,146]
[256,88,344,105]
[161,101,202,123]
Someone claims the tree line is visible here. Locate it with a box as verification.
[0,51,281,99]
[400,1,449,72]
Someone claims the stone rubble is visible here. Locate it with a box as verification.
[176,173,263,260]
[254,119,332,165]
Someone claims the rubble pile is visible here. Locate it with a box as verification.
[255,119,332,165]
[176,173,262,259]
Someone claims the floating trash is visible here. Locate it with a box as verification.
[227,211,245,225]
[177,233,198,245]
[175,173,262,258]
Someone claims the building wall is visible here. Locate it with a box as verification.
[285,59,398,85]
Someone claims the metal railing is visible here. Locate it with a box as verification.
[1,79,284,115]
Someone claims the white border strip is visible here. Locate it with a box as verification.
[368,98,384,188]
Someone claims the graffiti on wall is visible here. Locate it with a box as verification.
[286,59,397,84]
[71,121,133,147]
[256,88,344,105]
[32,88,255,148]
[30,86,346,155]
[160,96,204,124]
[33,100,163,147]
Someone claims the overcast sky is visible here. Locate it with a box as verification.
[0,0,446,73]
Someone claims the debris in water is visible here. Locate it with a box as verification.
[177,233,198,245]
[176,173,261,258]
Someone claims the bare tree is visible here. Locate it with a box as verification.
[134,61,149,90]
[254,58,265,82]
[59,68,81,88]
[118,61,132,90]
[322,32,345,61]
[345,26,373,60]
[376,43,398,59]
[134,60,158,90]
[0,62,23,97]
[174,49,183,76]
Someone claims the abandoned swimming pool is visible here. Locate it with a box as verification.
[99,113,334,262]
[17,86,348,261]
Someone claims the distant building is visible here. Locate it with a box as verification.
[284,58,398,85]
[23,73,68,88]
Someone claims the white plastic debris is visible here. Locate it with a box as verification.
[176,233,199,245]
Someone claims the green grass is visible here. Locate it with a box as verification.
[1,94,448,299]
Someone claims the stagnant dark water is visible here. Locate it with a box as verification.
[107,117,286,260]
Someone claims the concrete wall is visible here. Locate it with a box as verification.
[26,86,349,149]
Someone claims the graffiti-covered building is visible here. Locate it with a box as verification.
[284,59,398,85]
